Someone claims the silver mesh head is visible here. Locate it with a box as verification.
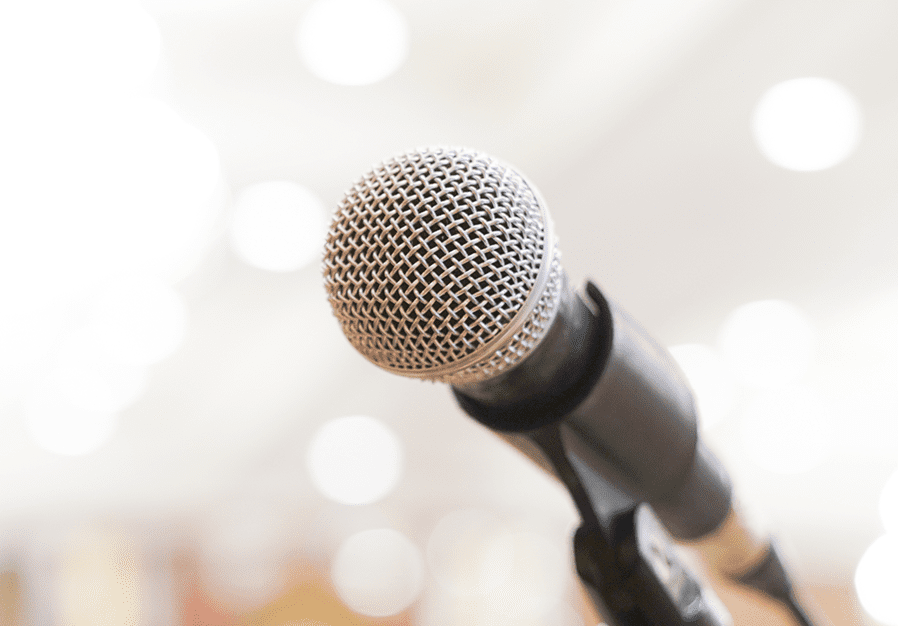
[323,147,563,385]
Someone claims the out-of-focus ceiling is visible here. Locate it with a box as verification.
[2,0,898,606]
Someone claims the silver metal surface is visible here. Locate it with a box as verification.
[323,147,562,384]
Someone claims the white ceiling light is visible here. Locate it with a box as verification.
[738,386,833,475]
[0,0,204,456]
[421,527,569,623]
[45,363,146,415]
[0,305,68,404]
[306,415,403,505]
[478,531,568,620]
[230,181,327,272]
[0,0,161,98]
[24,389,118,456]
[752,77,862,171]
[0,0,217,407]
[855,534,898,626]
[86,280,188,367]
[331,528,424,617]
[426,509,505,597]
[296,0,409,86]
[718,300,815,389]
[199,501,291,612]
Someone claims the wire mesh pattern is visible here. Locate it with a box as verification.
[323,147,562,384]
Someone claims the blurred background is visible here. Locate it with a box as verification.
[0,0,897,623]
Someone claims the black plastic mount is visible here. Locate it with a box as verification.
[528,425,730,626]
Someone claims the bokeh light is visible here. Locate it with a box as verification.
[307,415,403,505]
[718,300,815,388]
[426,508,505,596]
[0,96,219,403]
[738,386,833,474]
[478,530,568,620]
[296,0,409,86]
[24,388,118,456]
[880,468,898,534]
[0,98,222,294]
[86,280,188,367]
[0,305,68,403]
[200,501,291,611]
[0,0,161,97]
[855,534,898,626]
[752,77,862,171]
[230,181,327,272]
[668,344,736,430]
[46,363,147,414]
[39,324,150,416]
[0,0,216,410]
[331,528,424,617]
[15,280,185,456]
[424,510,568,623]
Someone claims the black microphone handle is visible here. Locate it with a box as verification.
[453,277,730,541]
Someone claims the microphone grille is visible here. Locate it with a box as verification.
[323,147,562,385]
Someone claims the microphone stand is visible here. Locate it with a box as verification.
[525,425,821,626]
[529,425,731,626]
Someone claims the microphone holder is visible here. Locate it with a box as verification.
[527,425,823,626]
[529,425,731,626]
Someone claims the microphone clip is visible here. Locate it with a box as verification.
[528,425,732,626]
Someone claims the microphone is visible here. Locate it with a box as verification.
[322,147,813,622]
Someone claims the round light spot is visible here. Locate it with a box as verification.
[331,528,424,617]
[24,390,118,456]
[427,509,505,596]
[752,77,862,171]
[307,416,403,505]
[0,96,220,402]
[0,0,219,410]
[880,469,898,534]
[855,535,898,626]
[669,344,736,430]
[0,304,67,403]
[718,300,815,389]
[0,0,161,97]
[739,386,833,474]
[49,363,146,414]
[0,96,222,293]
[479,531,568,620]
[200,501,291,611]
[42,328,149,414]
[230,181,327,272]
[86,280,187,366]
[297,0,408,86]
